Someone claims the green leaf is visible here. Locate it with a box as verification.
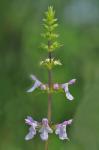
[41,32,59,40]
[41,43,48,50]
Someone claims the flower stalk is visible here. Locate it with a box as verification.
[25,6,76,150]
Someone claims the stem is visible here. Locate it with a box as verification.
[48,52,52,122]
[45,43,52,150]
[45,140,48,150]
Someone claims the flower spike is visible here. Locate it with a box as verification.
[25,6,77,147]
[55,119,72,140]
[39,118,53,141]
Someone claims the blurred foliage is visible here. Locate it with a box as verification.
[0,0,99,150]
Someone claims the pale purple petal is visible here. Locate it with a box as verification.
[25,116,37,126]
[67,119,72,124]
[64,83,69,92]
[66,92,74,100]
[62,83,74,100]
[68,79,76,85]
[25,117,38,140]
[55,119,72,140]
[47,127,53,133]
[39,118,53,141]
[25,126,36,140]
[55,124,68,140]
[25,131,34,140]
[61,83,69,93]
[30,74,37,81]
[25,116,34,125]
[27,80,42,92]
[58,125,68,140]
[40,84,47,90]
[27,116,33,122]
[27,85,36,92]
[40,129,48,141]
[53,83,59,90]
[55,125,61,135]
[29,126,36,134]
[42,118,48,126]
[42,118,53,133]
[30,75,42,85]
[27,74,42,92]
[63,119,73,125]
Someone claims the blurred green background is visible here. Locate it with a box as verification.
[0,0,99,150]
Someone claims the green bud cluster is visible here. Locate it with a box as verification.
[41,6,62,51]
[41,6,62,69]
[40,58,62,70]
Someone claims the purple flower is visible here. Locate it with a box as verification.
[25,116,38,140]
[39,118,53,141]
[61,79,76,100]
[27,75,42,92]
[40,84,47,90]
[55,119,72,140]
[53,83,59,90]
[68,79,76,85]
